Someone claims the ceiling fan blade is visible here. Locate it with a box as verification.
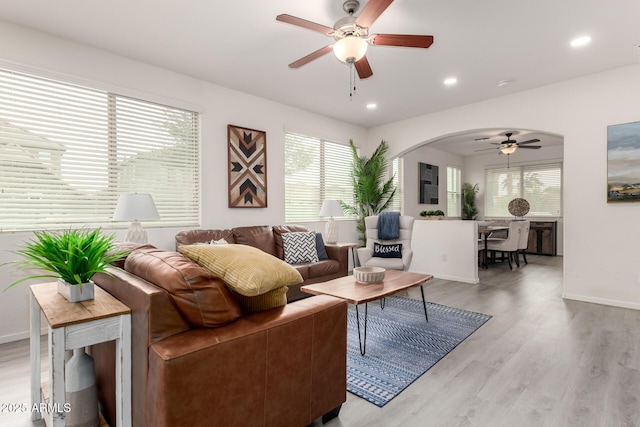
[373,34,434,48]
[356,0,394,28]
[475,147,499,152]
[355,56,373,79]
[276,14,334,35]
[518,145,542,149]
[288,46,333,68]
[517,139,541,145]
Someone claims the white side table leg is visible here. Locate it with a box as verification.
[30,292,42,421]
[115,314,132,427]
[50,327,66,427]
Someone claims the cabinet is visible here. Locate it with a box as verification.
[526,221,557,256]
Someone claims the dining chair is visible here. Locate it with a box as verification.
[486,221,524,270]
[516,220,531,265]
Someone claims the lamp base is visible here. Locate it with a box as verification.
[124,220,148,244]
[325,218,338,244]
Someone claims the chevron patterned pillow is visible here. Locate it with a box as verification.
[282,231,320,264]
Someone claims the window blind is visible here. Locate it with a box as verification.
[485,163,561,217]
[390,157,404,213]
[285,132,352,222]
[0,68,199,231]
[447,166,461,217]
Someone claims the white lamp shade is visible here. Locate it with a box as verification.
[113,194,160,221]
[333,36,368,63]
[319,200,343,218]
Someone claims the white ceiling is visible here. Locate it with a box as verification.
[0,0,638,135]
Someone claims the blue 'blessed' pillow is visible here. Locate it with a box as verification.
[372,242,402,258]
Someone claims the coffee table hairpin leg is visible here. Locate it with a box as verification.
[355,303,368,355]
[355,286,429,356]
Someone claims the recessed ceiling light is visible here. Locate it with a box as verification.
[444,77,457,86]
[366,103,377,109]
[570,36,591,47]
[497,80,511,88]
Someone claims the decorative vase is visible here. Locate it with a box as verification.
[57,279,95,302]
[65,348,99,427]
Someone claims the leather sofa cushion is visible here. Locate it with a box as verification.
[273,224,308,259]
[230,286,288,314]
[232,225,277,257]
[175,229,235,247]
[124,247,242,328]
[179,244,303,297]
[308,259,340,278]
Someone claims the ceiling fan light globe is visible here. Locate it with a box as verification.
[500,145,517,155]
[334,36,368,63]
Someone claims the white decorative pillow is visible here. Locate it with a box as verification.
[281,231,319,264]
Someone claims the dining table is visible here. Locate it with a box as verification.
[478,225,509,268]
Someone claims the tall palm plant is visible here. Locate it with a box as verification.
[462,182,479,220]
[342,140,397,244]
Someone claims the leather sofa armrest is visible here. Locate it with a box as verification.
[146,295,347,427]
[325,244,349,276]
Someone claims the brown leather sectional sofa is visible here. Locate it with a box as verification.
[91,242,348,427]
[175,225,349,302]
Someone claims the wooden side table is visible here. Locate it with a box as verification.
[30,282,131,427]
[326,242,361,271]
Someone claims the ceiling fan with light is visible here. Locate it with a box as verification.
[276,0,434,82]
[476,133,542,155]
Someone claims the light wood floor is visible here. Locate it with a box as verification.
[2,255,639,426]
[323,255,640,427]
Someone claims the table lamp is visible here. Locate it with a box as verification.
[319,200,343,244]
[113,193,160,243]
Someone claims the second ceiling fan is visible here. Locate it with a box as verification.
[476,133,542,155]
[276,0,434,79]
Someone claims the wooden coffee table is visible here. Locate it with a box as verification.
[301,270,434,355]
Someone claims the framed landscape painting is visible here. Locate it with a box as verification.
[607,121,640,202]
[228,124,267,208]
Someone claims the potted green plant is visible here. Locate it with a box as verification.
[462,183,479,220]
[341,140,397,245]
[4,228,127,302]
[419,210,445,220]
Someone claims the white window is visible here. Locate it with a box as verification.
[0,67,200,232]
[284,132,353,222]
[390,157,404,213]
[447,166,461,217]
[485,163,562,217]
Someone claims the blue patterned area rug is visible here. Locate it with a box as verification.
[346,296,491,407]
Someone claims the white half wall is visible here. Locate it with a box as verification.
[367,64,640,311]
[411,220,478,284]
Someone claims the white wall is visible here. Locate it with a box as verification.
[411,220,478,284]
[0,21,364,343]
[401,144,464,218]
[366,64,640,310]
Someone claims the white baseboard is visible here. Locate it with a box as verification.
[563,293,640,311]
[0,328,47,344]
[434,273,480,284]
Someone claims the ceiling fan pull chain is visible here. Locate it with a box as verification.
[349,62,356,100]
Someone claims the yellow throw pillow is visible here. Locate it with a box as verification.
[231,286,288,314]
[179,244,303,297]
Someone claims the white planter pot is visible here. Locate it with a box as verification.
[57,279,95,302]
